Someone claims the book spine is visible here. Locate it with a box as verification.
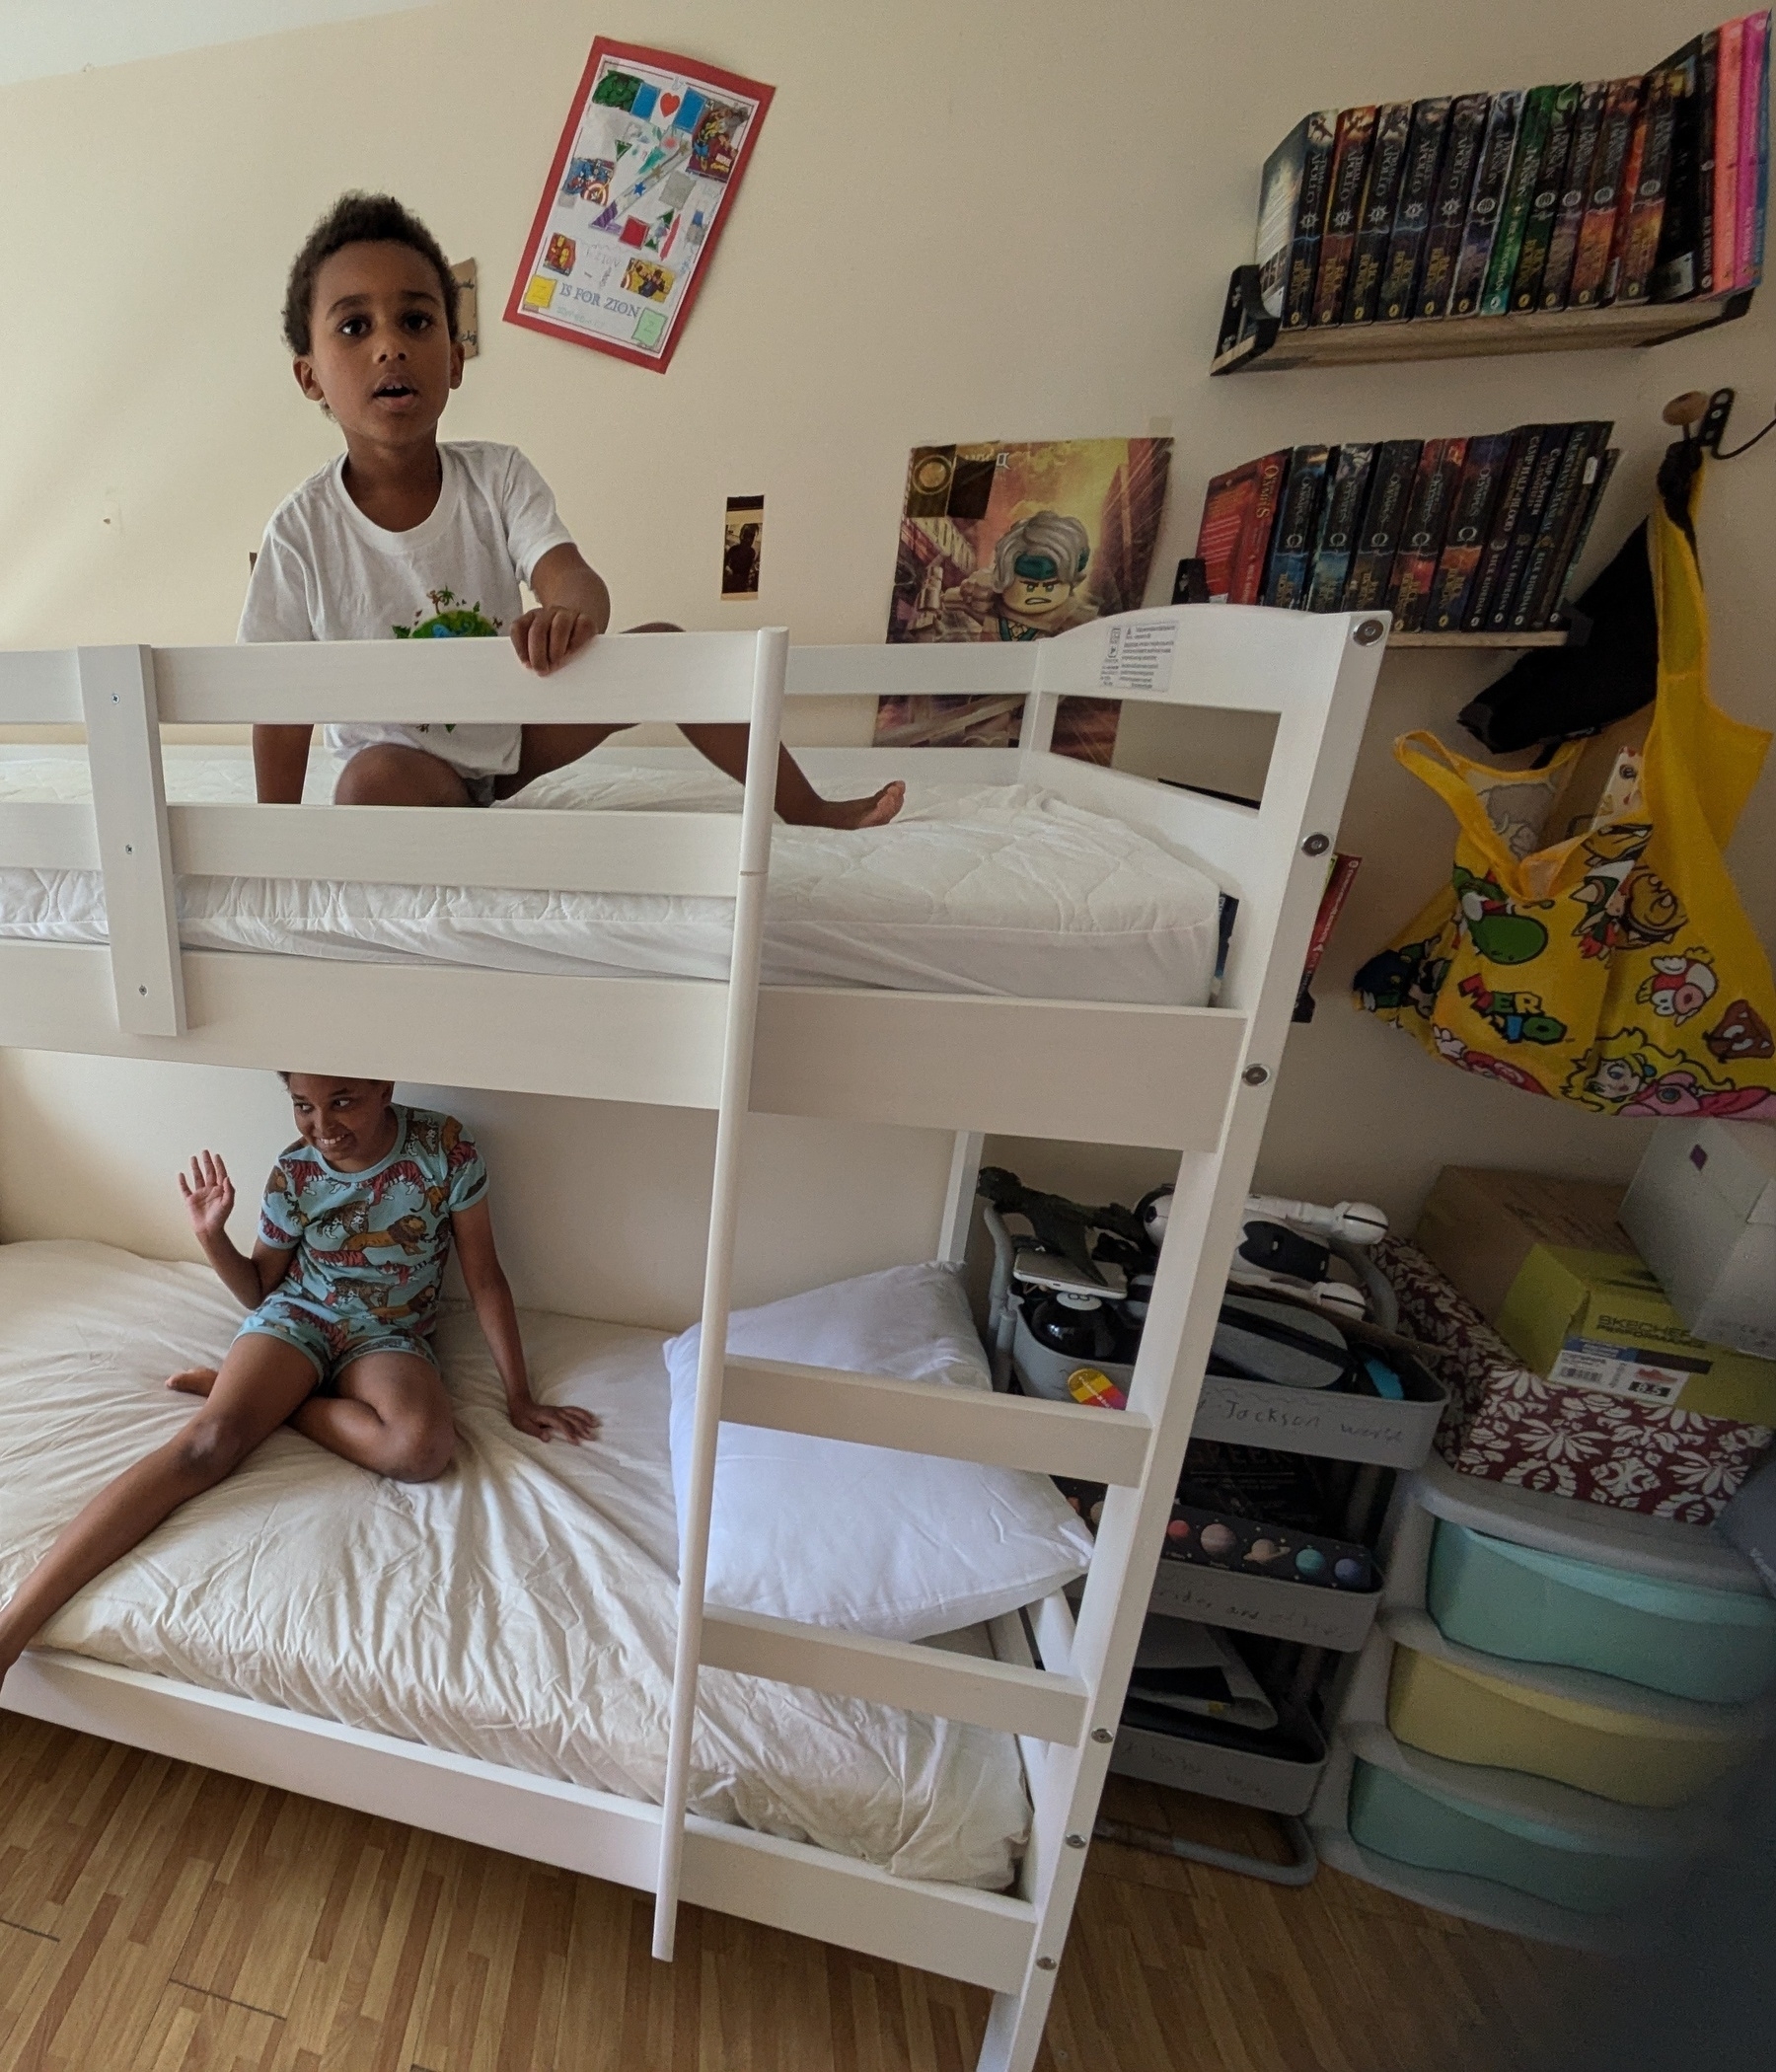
[1295,851,1363,1018]
[1652,48,1702,302]
[1345,102,1415,321]
[1284,111,1340,328]
[1616,65,1681,301]
[1463,428,1544,629]
[1302,854,1362,982]
[1740,11,1770,284]
[1312,108,1378,324]
[1699,29,1721,291]
[1601,77,1656,303]
[1450,91,1523,314]
[1427,434,1513,629]
[1717,18,1744,293]
[1256,116,1309,318]
[1486,425,1569,629]
[1195,463,1260,601]
[1544,84,1610,307]
[1306,445,1375,611]
[1570,77,1645,306]
[1518,426,1611,629]
[1756,12,1771,285]
[1550,447,1620,623]
[1419,94,1492,315]
[1482,85,1557,313]
[1378,99,1452,319]
[1230,450,1291,604]
[1512,85,1582,309]
[1386,437,1464,630]
[1343,440,1424,607]
[1263,447,1330,608]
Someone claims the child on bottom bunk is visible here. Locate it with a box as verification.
[246,190,902,828]
[0,1074,591,1693]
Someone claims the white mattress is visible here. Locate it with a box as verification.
[0,747,1221,1002]
[0,1240,1029,1887]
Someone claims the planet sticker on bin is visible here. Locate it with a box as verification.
[1199,1520,1239,1559]
[1246,1538,1285,1564]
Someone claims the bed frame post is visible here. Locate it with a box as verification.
[77,644,185,1038]
[652,627,789,1961]
[937,1130,986,1265]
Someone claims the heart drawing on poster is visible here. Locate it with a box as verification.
[659,91,681,119]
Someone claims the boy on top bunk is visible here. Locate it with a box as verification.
[246,190,903,827]
[0,1075,584,1693]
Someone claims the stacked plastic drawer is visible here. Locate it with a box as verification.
[1309,1459,1776,1945]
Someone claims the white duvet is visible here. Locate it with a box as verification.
[0,1241,1030,1887]
[0,747,1221,1001]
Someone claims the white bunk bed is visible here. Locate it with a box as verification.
[0,604,1385,2072]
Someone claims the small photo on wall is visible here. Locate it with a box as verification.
[722,494,764,597]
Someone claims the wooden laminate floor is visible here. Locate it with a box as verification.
[0,1714,1576,2072]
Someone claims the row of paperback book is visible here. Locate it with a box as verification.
[1194,425,1618,633]
[1247,13,1768,337]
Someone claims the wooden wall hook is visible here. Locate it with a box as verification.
[1663,390,1711,429]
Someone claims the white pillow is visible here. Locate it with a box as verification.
[664,1263,1094,1642]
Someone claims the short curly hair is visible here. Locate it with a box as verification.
[282,192,458,356]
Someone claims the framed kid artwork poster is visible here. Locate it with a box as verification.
[505,39,774,372]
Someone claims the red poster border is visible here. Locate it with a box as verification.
[503,37,775,374]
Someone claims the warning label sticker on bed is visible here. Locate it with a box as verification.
[1550,1338,1693,1406]
[1098,619,1178,695]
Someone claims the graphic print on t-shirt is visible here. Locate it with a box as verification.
[392,586,504,641]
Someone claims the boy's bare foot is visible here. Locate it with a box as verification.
[784,781,906,831]
[167,1368,219,1397]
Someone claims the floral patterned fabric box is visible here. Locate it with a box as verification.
[1378,1237,1774,1524]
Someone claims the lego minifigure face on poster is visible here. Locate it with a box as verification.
[999,557,1077,622]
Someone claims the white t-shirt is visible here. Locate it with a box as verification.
[238,440,575,777]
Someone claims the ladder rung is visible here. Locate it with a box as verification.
[721,1357,1151,1486]
[701,1606,1090,1743]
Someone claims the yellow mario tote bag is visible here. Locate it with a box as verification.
[1356,463,1776,1118]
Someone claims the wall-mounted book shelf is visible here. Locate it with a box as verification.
[1212,273,1752,375]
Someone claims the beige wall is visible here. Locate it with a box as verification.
[0,1051,954,1328]
[2,0,1772,1245]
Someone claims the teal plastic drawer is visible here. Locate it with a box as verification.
[1428,1518,1776,1704]
[1348,1760,1675,1916]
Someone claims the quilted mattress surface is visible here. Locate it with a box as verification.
[0,1240,1030,1887]
[0,747,1221,1001]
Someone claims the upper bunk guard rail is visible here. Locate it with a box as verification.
[0,634,779,1040]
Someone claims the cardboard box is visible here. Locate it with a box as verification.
[1621,1122,1776,1361]
[1414,1168,1776,1428]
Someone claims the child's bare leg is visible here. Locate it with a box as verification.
[0,1335,317,1687]
[680,725,905,830]
[290,1350,455,1483]
[334,744,473,807]
[499,621,682,795]
[499,722,629,797]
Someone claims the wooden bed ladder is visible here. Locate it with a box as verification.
[652,608,1391,2072]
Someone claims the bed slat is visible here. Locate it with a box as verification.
[0,802,99,870]
[751,990,1248,1150]
[152,630,766,726]
[0,648,82,723]
[167,803,745,898]
[722,1356,1152,1486]
[701,1607,1090,1743]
